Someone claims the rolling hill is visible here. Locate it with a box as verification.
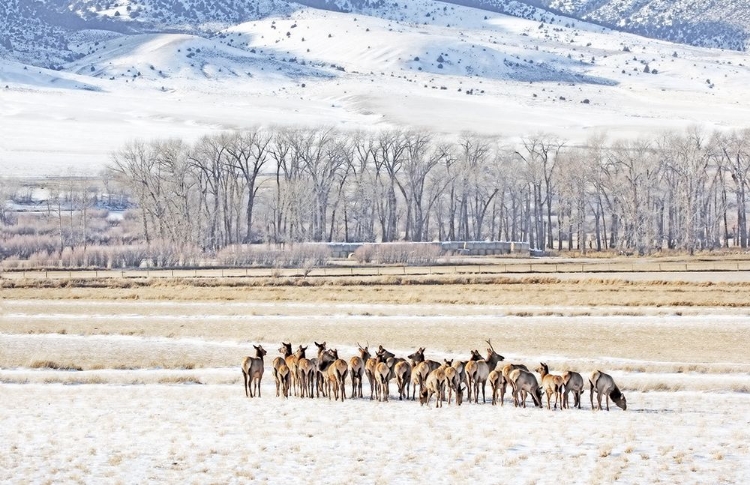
[1,0,750,176]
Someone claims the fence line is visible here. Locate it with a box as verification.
[2,260,750,281]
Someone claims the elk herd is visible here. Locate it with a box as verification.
[241,340,627,411]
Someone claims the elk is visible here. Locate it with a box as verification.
[312,341,328,398]
[365,346,378,400]
[487,368,502,405]
[419,366,447,408]
[509,368,543,408]
[349,343,369,399]
[408,347,440,399]
[451,360,468,399]
[280,342,299,397]
[326,349,349,402]
[393,359,412,401]
[241,345,267,398]
[276,362,291,398]
[536,362,565,410]
[500,363,528,406]
[464,340,504,404]
[373,353,391,402]
[272,350,287,398]
[443,359,462,405]
[562,370,585,409]
[589,371,627,411]
[295,345,314,398]
[375,346,404,401]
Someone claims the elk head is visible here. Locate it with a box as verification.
[280,342,293,356]
[253,345,267,358]
[314,341,327,357]
[485,339,504,363]
[357,343,371,361]
[295,345,308,359]
[407,347,426,364]
[444,359,453,367]
[536,363,549,376]
[469,350,482,361]
[377,346,395,361]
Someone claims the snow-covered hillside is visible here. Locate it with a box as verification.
[2,0,750,176]
[526,0,750,50]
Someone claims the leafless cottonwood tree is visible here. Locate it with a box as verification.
[103,126,750,255]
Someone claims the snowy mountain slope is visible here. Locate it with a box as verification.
[1,0,748,71]
[2,0,750,176]
[514,0,750,50]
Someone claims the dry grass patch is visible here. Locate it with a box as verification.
[29,360,83,371]
[3,275,750,308]
[157,376,203,385]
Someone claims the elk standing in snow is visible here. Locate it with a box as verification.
[589,371,627,411]
[349,343,369,399]
[420,366,447,408]
[241,345,267,398]
[536,362,565,410]
[562,370,585,409]
[509,368,543,408]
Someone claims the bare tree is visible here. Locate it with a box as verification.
[224,128,272,243]
[714,129,750,248]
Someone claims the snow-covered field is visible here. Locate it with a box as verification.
[1,295,750,483]
[3,0,750,176]
[2,383,749,483]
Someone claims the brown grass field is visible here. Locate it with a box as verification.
[2,273,750,371]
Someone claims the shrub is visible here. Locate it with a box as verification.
[353,243,442,265]
[216,244,331,268]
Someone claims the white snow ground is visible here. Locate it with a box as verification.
[1,382,749,483]
[2,0,750,176]
[1,295,750,482]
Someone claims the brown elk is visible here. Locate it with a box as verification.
[536,362,565,410]
[393,360,412,401]
[487,368,502,405]
[295,345,314,398]
[408,347,441,399]
[272,350,287,398]
[451,360,468,400]
[562,370,585,409]
[326,349,349,402]
[589,371,627,411]
[241,345,267,398]
[509,368,543,408]
[373,352,392,402]
[465,340,504,404]
[443,359,462,405]
[498,363,528,406]
[312,341,328,398]
[276,362,291,398]
[280,342,299,397]
[419,366,447,408]
[365,345,378,400]
[349,343,369,399]
[375,346,402,401]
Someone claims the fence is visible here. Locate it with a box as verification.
[2,259,750,281]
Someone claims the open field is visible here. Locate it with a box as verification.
[1,272,750,482]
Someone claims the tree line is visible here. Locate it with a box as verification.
[109,125,750,254]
